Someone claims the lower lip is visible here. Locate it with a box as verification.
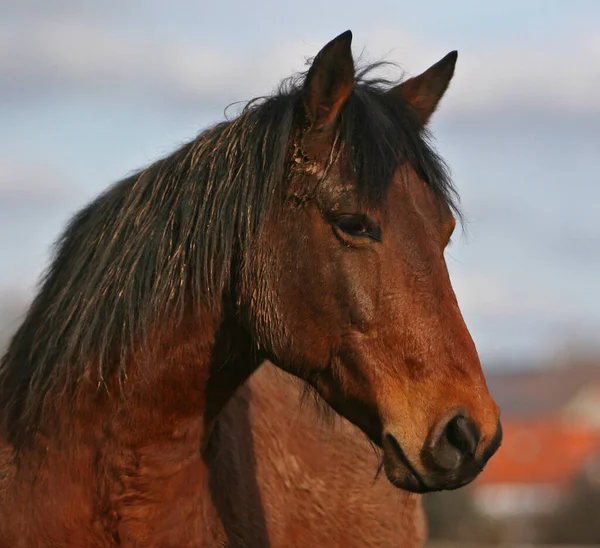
[385,465,429,493]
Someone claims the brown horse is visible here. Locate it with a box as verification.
[0,31,501,546]
[209,362,427,547]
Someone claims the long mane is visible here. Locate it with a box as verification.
[0,64,458,440]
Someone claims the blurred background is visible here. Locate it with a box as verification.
[2,1,599,545]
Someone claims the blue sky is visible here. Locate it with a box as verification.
[1,1,599,367]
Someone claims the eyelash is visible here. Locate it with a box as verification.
[332,214,381,242]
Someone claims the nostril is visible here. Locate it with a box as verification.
[445,415,480,458]
[424,413,481,472]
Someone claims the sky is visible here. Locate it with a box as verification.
[1,1,599,367]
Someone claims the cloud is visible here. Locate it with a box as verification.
[451,270,570,321]
[360,26,600,120]
[0,16,309,109]
[1,15,599,119]
[449,34,600,120]
[0,157,76,204]
[0,286,29,354]
[3,0,139,19]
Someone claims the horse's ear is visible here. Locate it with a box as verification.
[303,30,355,130]
[388,51,457,125]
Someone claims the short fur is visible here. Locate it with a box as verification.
[0,31,501,547]
[0,65,457,442]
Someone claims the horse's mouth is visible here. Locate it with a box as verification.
[381,432,483,494]
[382,433,430,493]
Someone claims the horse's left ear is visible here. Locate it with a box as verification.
[388,51,457,125]
[303,30,355,130]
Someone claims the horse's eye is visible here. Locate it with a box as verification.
[333,214,381,241]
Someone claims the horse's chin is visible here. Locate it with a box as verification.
[384,462,480,494]
[384,464,429,494]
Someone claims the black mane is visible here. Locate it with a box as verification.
[0,64,458,439]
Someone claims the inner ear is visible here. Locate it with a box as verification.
[387,51,457,125]
[303,30,355,130]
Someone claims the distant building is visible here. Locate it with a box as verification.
[472,418,600,517]
[470,365,600,519]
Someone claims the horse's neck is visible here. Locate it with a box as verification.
[3,313,261,547]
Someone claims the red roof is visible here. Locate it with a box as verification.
[474,418,600,486]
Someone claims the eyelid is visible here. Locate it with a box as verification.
[331,213,382,242]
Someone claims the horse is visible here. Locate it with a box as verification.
[0,30,501,546]
[208,361,428,547]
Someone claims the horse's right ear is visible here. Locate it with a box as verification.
[387,51,457,125]
[303,30,355,130]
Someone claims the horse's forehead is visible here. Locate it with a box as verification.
[386,164,454,226]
